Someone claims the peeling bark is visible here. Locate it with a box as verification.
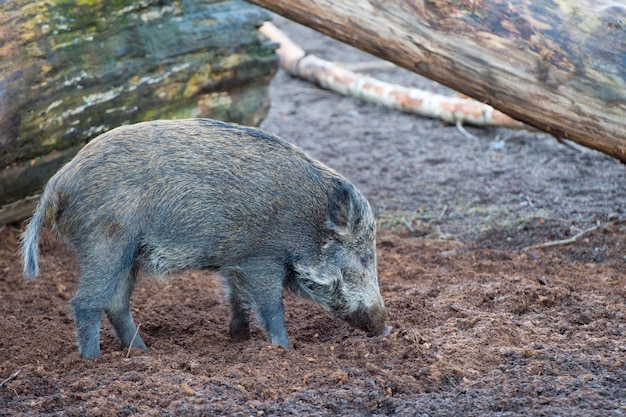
[260,21,526,129]
[249,0,626,161]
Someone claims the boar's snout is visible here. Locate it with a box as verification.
[346,302,390,337]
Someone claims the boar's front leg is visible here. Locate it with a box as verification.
[250,260,290,348]
[222,269,252,342]
[256,294,289,348]
[222,260,290,348]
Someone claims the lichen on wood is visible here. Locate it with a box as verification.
[0,0,278,216]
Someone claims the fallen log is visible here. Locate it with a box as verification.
[249,0,626,161]
[0,0,278,224]
[259,22,526,129]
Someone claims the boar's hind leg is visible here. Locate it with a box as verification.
[72,245,137,359]
[72,272,115,359]
[105,266,147,351]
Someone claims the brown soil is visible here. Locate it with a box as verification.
[1,15,625,416]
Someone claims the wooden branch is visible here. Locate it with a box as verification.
[251,0,626,161]
[0,370,20,388]
[126,323,142,359]
[522,221,616,251]
[260,22,526,129]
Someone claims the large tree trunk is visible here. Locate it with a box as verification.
[248,0,626,161]
[0,0,277,224]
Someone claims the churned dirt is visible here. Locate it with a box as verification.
[1,15,625,416]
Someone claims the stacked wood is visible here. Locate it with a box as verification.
[0,0,278,224]
[249,0,626,161]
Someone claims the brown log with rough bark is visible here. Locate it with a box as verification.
[248,0,626,161]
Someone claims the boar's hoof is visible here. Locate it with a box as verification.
[229,323,251,342]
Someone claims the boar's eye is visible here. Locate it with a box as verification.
[359,255,369,267]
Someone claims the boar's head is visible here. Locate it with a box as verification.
[289,180,389,337]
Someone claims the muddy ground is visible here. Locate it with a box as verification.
[1,15,625,417]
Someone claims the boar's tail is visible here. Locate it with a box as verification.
[20,185,59,280]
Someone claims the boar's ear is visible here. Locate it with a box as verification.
[326,181,356,237]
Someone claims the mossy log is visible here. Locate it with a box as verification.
[0,0,278,223]
[249,0,626,161]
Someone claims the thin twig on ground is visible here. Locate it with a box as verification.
[555,137,585,154]
[126,323,142,358]
[438,205,448,221]
[0,370,20,388]
[456,121,479,140]
[522,221,615,251]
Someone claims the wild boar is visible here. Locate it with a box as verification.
[20,118,390,358]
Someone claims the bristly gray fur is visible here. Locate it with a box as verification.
[19,118,388,358]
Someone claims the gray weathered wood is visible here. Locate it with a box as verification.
[249,0,626,161]
[0,0,278,223]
